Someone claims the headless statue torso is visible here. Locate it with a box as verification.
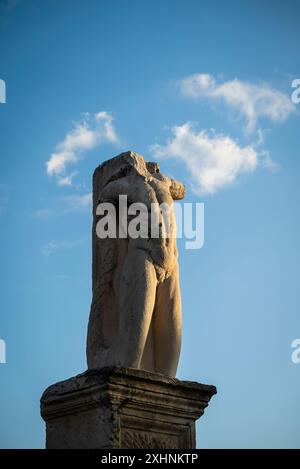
[87,152,185,377]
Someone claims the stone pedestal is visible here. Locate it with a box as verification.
[41,367,216,449]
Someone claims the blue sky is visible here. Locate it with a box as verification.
[0,0,300,448]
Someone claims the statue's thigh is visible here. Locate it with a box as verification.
[155,264,182,327]
[153,264,182,350]
[118,248,157,325]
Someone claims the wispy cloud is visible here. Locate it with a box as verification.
[56,171,78,187]
[180,73,295,133]
[32,208,50,220]
[41,238,87,257]
[151,122,271,195]
[33,192,92,219]
[61,193,92,212]
[46,112,119,186]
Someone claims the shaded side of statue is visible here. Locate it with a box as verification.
[87,151,185,377]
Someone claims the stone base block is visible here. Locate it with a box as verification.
[40,367,216,449]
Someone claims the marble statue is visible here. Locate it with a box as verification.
[41,151,216,450]
[87,151,185,377]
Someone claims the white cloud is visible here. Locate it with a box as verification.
[41,239,86,257]
[180,73,295,133]
[151,122,266,195]
[46,112,118,185]
[57,171,78,187]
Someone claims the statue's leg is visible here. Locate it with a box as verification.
[152,263,182,377]
[140,319,155,372]
[113,247,157,369]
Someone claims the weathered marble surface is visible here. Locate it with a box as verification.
[87,151,185,377]
[41,367,217,449]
